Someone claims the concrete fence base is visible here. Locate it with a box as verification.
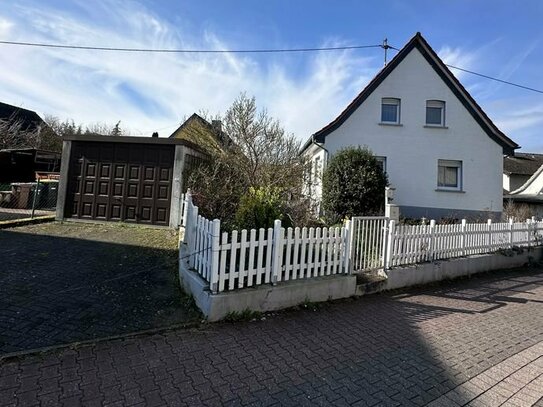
[384,246,543,291]
[179,242,543,321]
[179,243,357,321]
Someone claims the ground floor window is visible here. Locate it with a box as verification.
[437,159,462,190]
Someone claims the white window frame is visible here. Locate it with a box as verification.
[437,159,462,191]
[426,100,446,127]
[375,156,387,173]
[381,98,401,124]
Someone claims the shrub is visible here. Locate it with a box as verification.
[234,187,292,230]
[322,146,388,223]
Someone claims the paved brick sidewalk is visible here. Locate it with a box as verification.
[1,268,543,406]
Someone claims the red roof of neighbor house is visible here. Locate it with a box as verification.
[301,32,519,155]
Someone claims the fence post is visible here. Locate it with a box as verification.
[527,218,532,249]
[182,190,191,228]
[461,219,467,257]
[487,219,492,252]
[385,220,395,270]
[381,219,389,272]
[344,219,352,274]
[210,219,221,294]
[183,192,192,244]
[428,219,436,261]
[271,219,283,285]
[30,179,40,219]
[189,205,199,268]
[509,217,514,248]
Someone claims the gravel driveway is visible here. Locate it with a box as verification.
[0,221,200,354]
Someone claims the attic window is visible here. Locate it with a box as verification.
[381,98,400,124]
[426,100,445,126]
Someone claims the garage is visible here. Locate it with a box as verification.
[56,134,207,227]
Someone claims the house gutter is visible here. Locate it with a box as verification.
[310,135,328,163]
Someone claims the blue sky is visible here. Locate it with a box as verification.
[0,0,542,151]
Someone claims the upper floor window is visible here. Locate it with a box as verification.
[426,100,445,126]
[381,98,400,124]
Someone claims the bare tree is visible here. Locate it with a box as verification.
[0,115,40,150]
[187,93,314,228]
[222,93,305,190]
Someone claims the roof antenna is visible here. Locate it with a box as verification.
[382,38,390,66]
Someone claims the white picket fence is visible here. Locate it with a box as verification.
[181,191,543,290]
[182,192,350,293]
[386,219,543,268]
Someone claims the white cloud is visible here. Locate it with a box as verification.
[0,1,378,141]
[0,17,14,36]
[438,45,477,79]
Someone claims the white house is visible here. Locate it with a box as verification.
[503,153,543,193]
[504,156,543,218]
[301,32,519,220]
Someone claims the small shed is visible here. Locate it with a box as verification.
[0,148,61,183]
[56,134,207,227]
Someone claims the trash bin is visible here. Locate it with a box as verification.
[10,183,34,209]
[28,182,47,209]
[39,180,59,209]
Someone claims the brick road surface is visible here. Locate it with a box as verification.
[1,268,543,406]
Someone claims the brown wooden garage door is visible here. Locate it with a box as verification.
[66,142,174,226]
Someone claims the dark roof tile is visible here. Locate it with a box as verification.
[504,152,543,176]
[0,102,44,131]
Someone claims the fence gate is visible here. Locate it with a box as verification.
[350,216,389,273]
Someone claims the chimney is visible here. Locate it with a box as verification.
[211,120,222,134]
[151,132,159,138]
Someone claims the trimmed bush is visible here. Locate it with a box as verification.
[322,146,388,223]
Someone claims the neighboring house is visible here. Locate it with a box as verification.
[301,32,519,220]
[0,102,60,183]
[503,153,543,193]
[169,113,229,154]
[0,101,62,153]
[0,101,44,135]
[169,113,231,184]
[503,154,543,218]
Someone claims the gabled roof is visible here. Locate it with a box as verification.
[0,101,44,131]
[503,152,543,176]
[302,32,519,155]
[169,113,230,154]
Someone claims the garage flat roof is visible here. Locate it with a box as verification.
[64,134,207,153]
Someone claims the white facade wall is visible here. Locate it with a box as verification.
[317,48,504,218]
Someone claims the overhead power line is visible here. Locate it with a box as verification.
[1,39,541,94]
[388,45,543,95]
[445,65,543,95]
[0,40,382,53]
